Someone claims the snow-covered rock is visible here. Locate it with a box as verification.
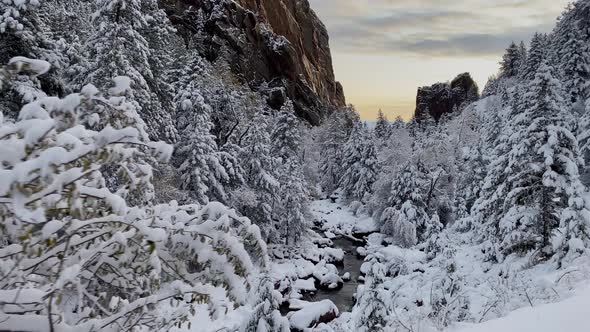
[322,247,345,264]
[356,246,367,257]
[288,300,339,331]
[342,272,351,281]
[320,272,343,290]
[293,278,316,292]
[289,299,313,311]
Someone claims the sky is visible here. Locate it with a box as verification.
[309,0,571,120]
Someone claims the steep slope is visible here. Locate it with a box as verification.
[162,0,345,125]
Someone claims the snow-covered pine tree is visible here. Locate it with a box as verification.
[578,97,590,163]
[455,143,487,219]
[557,23,590,105]
[374,109,391,139]
[246,277,290,332]
[71,0,176,142]
[0,0,56,118]
[271,102,309,245]
[276,162,309,245]
[140,0,182,115]
[339,123,378,202]
[496,63,589,260]
[318,106,359,194]
[387,161,428,211]
[518,40,528,72]
[173,83,243,204]
[238,113,281,242]
[380,162,430,244]
[471,83,533,260]
[521,33,547,81]
[500,41,525,78]
[271,101,302,161]
[354,258,389,332]
[391,115,406,130]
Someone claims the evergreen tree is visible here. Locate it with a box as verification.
[173,85,243,204]
[558,24,590,104]
[271,101,302,161]
[318,106,359,194]
[493,63,588,260]
[388,161,429,211]
[518,40,528,71]
[276,162,309,245]
[380,162,431,244]
[238,113,281,242]
[354,258,389,332]
[0,0,57,118]
[455,143,487,219]
[246,277,290,332]
[521,33,547,81]
[71,0,176,142]
[374,109,391,139]
[500,42,524,78]
[271,103,309,245]
[339,123,379,201]
[391,115,406,130]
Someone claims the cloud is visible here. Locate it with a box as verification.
[309,0,568,57]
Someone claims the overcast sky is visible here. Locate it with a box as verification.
[309,0,571,120]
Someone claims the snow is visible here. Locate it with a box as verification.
[108,76,132,95]
[311,199,378,237]
[8,56,50,76]
[289,299,313,310]
[322,247,345,263]
[448,285,590,332]
[293,278,317,292]
[320,272,342,289]
[289,299,339,330]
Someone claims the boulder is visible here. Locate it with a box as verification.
[288,299,339,331]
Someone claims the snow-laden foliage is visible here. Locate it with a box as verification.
[236,113,281,242]
[271,103,310,245]
[69,0,177,142]
[316,106,359,195]
[339,123,378,202]
[173,66,243,204]
[0,62,286,331]
[374,110,391,140]
[353,257,388,332]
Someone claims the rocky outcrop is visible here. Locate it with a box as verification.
[162,0,345,125]
[414,73,479,123]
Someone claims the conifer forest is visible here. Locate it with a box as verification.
[1,0,590,331]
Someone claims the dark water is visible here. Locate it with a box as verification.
[304,237,365,312]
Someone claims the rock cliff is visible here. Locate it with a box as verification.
[414,73,479,123]
[162,0,345,125]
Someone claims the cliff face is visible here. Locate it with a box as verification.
[163,0,345,125]
[414,73,479,123]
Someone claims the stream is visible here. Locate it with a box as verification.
[304,237,365,312]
